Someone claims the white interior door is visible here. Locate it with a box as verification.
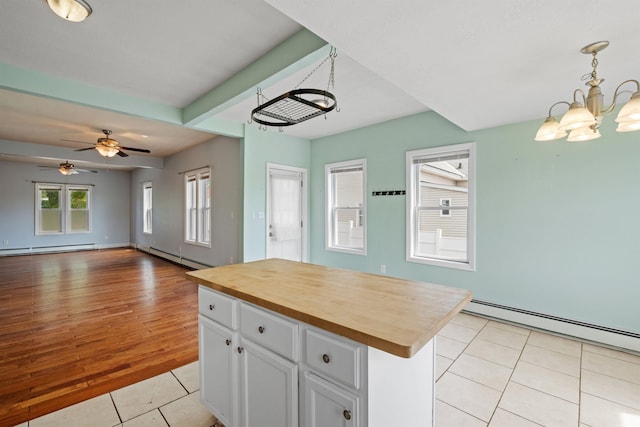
[266,164,306,262]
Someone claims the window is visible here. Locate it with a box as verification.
[406,143,475,270]
[185,168,211,246]
[67,186,90,232]
[143,182,152,234]
[325,159,366,254]
[36,183,91,235]
[439,198,451,217]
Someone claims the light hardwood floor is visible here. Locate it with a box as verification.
[0,248,199,427]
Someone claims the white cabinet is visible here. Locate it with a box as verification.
[239,339,298,427]
[302,372,359,427]
[198,285,435,427]
[198,286,298,427]
[199,315,238,427]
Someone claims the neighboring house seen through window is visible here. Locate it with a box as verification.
[143,182,152,234]
[406,143,475,270]
[36,183,91,235]
[325,159,366,254]
[185,168,211,246]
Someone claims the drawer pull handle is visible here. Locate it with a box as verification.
[237,346,244,354]
[258,326,265,334]
[343,409,352,420]
[225,339,231,346]
[209,304,215,311]
[322,354,331,364]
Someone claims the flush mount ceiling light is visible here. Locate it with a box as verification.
[45,0,92,22]
[250,47,339,129]
[535,41,640,142]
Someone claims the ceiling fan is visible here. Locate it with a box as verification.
[39,161,98,176]
[72,129,151,158]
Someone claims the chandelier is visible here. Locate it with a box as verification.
[535,41,640,142]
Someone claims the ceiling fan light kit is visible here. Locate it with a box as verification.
[45,0,92,22]
[74,129,151,157]
[535,41,640,142]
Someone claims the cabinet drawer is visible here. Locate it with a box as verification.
[240,303,298,361]
[304,328,361,390]
[198,286,237,329]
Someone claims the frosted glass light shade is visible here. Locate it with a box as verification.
[558,102,597,131]
[95,145,119,157]
[615,92,640,124]
[567,126,601,142]
[535,116,567,141]
[46,0,92,22]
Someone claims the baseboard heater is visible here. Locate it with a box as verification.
[465,299,640,354]
[0,243,98,256]
[135,244,212,270]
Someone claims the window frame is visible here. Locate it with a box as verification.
[439,198,452,217]
[184,168,211,247]
[35,183,92,235]
[143,181,152,235]
[406,143,476,271]
[325,158,367,255]
[66,185,91,233]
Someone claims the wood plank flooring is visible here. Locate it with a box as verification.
[0,248,199,427]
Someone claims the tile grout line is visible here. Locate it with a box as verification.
[578,341,583,426]
[484,321,530,425]
[108,392,123,426]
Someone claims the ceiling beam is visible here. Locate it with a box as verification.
[0,63,183,126]
[182,28,329,128]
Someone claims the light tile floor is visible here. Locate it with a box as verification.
[436,313,640,427]
[13,313,640,427]
[15,361,217,427]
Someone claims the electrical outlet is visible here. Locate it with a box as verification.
[2,240,8,246]
[380,264,386,274]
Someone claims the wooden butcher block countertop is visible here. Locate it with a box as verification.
[186,258,472,358]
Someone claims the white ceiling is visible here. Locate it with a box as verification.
[1,0,639,171]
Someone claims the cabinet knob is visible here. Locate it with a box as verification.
[343,409,352,420]
[258,326,265,334]
[209,304,215,311]
[225,339,231,346]
[322,353,331,364]
[237,346,244,354]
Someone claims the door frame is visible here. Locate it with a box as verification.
[266,163,308,262]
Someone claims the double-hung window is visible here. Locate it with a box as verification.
[35,183,91,235]
[325,159,366,254]
[185,168,211,246]
[406,143,475,270]
[143,182,152,234]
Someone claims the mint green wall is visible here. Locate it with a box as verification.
[309,111,640,334]
[242,125,311,262]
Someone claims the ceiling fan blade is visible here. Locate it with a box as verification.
[38,165,56,168]
[74,146,96,152]
[120,146,151,153]
[76,168,99,173]
[116,150,129,157]
[61,139,94,145]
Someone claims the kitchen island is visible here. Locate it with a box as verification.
[186,258,471,427]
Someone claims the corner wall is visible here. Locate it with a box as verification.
[309,110,640,335]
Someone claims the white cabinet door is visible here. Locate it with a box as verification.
[239,339,298,427]
[303,372,359,427]
[199,315,238,427]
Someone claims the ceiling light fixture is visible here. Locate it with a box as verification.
[535,41,640,142]
[95,144,119,158]
[45,0,92,22]
[58,164,75,175]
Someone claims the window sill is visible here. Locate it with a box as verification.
[407,255,475,271]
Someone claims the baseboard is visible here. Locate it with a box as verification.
[465,300,640,353]
[0,243,97,256]
[134,244,212,270]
